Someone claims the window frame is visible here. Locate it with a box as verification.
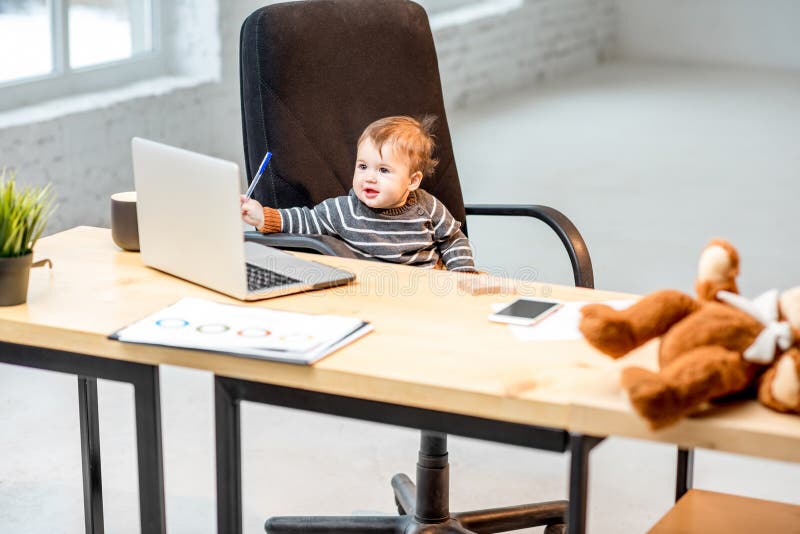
[0,0,165,112]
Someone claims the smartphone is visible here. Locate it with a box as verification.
[488,297,563,326]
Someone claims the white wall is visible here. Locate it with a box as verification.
[3,0,799,242]
[0,0,615,234]
[615,0,800,70]
[435,0,616,108]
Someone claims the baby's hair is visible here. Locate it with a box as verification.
[358,115,439,178]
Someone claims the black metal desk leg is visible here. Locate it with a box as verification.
[215,377,242,534]
[568,433,603,534]
[675,447,694,502]
[78,377,104,534]
[132,366,166,534]
[0,344,166,533]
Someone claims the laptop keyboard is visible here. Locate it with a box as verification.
[246,263,302,292]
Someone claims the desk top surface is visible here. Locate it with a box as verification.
[2,226,799,462]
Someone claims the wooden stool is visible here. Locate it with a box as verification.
[648,489,800,533]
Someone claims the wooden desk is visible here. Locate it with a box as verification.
[2,227,799,533]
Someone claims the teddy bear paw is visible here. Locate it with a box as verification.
[621,367,684,429]
[579,304,638,358]
[759,350,800,414]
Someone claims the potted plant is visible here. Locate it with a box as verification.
[0,168,56,306]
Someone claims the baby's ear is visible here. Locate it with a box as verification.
[408,170,423,191]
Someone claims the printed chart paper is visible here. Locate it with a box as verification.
[110,297,372,364]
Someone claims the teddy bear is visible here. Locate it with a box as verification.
[578,239,800,429]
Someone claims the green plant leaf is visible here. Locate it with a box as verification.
[0,168,57,257]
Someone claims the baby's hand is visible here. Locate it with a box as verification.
[240,195,265,229]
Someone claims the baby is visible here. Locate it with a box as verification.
[240,115,475,272]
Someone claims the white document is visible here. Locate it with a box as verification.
[110,297,372,364]
[492,300,636,341]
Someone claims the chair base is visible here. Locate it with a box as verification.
[266,509,565,533]
[265,478,567,534]
[265,432,567,534]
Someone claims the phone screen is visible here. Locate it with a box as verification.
[495,299,560,320]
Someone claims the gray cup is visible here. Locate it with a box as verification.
[111,191,140,251]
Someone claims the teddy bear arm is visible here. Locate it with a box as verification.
[695,239,739,301]
[579,289,698,359]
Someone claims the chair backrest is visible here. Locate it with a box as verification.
[239,0,467,227]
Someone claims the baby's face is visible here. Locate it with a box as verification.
[353,138,421,209]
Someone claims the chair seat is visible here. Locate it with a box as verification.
[245,232,363,259]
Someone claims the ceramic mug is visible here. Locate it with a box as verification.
[111,191,140,251]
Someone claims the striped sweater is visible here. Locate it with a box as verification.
[259,189,476,271]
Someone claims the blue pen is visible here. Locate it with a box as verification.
[244,151,272,199]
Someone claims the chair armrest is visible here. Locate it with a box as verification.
[244,232,362,259]
[465,204,594,289]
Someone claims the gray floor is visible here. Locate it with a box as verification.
[2,61,800,533]
[452,61,800,295]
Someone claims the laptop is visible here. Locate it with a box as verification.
[131,137,355,300]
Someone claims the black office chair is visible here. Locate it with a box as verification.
[239,1,594,532]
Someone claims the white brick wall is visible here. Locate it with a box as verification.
[0,0,612,233]
[435,0,616,108]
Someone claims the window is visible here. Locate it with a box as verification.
[0,0,162,111]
